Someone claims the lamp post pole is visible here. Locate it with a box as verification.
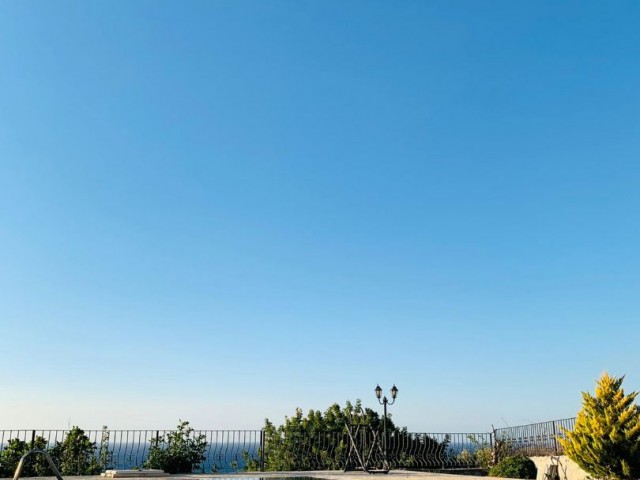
[375,384,398,470]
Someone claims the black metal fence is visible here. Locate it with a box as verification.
[388,432,494,470]
[495,418,576,456]
[0,429,261,473]
[260,429,493,471]
[0,418,578,474]
[0,428,492,473]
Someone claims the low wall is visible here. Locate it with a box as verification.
[529,456,588,480]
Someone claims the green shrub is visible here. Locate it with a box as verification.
[559,373,640,480]
[49,426,102,475]
[489,455,537,479]
[0,437,49,477]
[456,434,496,470]
[97,426,112,470]
[457,446,493,470]
[144,420,207,474]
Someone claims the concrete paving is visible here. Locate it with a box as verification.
[3,470,504,480]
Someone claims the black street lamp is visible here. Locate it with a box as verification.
[375,384,398,468]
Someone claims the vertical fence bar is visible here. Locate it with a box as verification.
[259,429,265,472]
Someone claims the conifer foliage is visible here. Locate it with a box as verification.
[559,373,640,480]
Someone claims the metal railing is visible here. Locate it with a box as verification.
[388,432,493,470]
[0,428,491,473]
[0,429,262,474]
[249,429,493,471]
[494,418,576,456]
[0,419,578,475]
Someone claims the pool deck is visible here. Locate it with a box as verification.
[1,470,505,480]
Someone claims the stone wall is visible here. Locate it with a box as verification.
[529,456,589,480]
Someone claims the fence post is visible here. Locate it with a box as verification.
[259,429,265,472]
[30,430,36,449]
[551,421,559,456]
[490,426,498,465]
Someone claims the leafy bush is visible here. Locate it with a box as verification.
[49,426,102,475]
[144,420,207,474]
[457,446,492,470]
[489,455,537,479]
[97,426,112,470]
[559,373,640,480]
[456,434,495,470]
[0,436,49,477]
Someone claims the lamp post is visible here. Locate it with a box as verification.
[375,384,398,469]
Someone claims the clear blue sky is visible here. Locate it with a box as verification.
[1,1,639,432]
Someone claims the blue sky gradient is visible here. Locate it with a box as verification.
[1,1,639,431]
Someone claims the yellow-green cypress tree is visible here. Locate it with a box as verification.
[559,373,640,480]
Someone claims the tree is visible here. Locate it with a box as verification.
[49,426,102,475]
[559,373,640,480]
[144,420,208,474]
[257,400,375,471]
[246,400,446,471]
